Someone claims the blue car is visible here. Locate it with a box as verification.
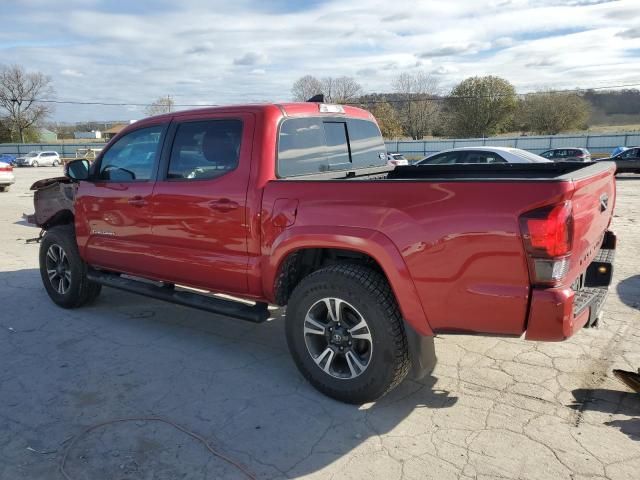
[0,154,16,166]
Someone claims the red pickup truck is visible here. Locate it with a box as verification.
[31,102,617,403]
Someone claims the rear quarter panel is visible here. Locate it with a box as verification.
[262,179,573,336]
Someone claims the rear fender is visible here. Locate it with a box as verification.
[264,225,433,336]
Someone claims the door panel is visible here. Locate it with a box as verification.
[78,124,166,276]
[148,113,255,295]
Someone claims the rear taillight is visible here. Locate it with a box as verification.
[0,165,12,172]
[519,201,573,285]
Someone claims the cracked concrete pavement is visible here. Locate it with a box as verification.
[1,167,639,479]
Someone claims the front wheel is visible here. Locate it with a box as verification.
[286,264,409,404]
[32,161,39,167]
[52,160,59,167]
[39,225,102,308]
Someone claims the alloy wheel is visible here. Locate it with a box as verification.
[45,244,72,295]
[303,297,373,379]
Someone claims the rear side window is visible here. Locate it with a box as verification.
[277,117,386,177]
[419,152,460,165]
[167,120,242,180]
[459,151,507,164]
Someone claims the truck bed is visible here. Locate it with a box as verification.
[263,161,616,339]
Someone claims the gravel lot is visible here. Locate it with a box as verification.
[1,167,639,480]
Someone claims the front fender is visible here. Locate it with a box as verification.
[264,225,433,336]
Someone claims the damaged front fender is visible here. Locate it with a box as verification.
[28,177,76,228]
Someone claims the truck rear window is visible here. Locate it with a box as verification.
[277,117,386,177]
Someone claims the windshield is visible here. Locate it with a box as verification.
[26,152,38,157]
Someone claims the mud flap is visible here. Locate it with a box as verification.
[404,321,437,380]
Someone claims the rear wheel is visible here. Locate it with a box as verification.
[0,186,9,192]
[39,225,102,308]
[52,160,59,167]
[285,263,409,404]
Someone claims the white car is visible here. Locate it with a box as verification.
[0,161,15,192]
[14,151,62,167]
[417,146,552,165]
[387,153,409,167]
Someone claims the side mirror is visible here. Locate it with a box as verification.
[65,159,90,181]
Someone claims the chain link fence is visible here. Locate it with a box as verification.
[0,142,105,157]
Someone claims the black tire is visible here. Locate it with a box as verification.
[32,161,39,167]
[0,186,8,192]
[39,224,102,308]
[285,263,409,404]
[52,160,59,167]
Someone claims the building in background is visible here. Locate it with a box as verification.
[37,128,57,142]
[103,124,127,141]
[74,130,102,140]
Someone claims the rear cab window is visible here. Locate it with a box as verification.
[277,116,386,177]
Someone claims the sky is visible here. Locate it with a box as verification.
[1,0,639,122]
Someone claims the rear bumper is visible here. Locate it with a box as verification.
[0,172,15,185]
[525,231,616,341]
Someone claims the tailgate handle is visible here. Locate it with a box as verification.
[599,193,609,213]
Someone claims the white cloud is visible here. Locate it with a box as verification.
[60,68,83,77]
[0,0,638,121]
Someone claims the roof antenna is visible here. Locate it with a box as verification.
[307,94,324,103]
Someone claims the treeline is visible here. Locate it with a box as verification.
[292,74,638,139]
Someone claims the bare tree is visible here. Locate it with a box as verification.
[321,76,362,104]
[291,75,362,104]
[393,72,441,139]
[0,65,54,143]
[145,95,175,117]
[292,75,324,101]
[517,91,590,134]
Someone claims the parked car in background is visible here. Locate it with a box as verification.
[540,148,591,162]
[417,147,551,165]
[386,153,409,167]
[0,160,15,192]
[598,146,640,174]
[0,154,16,166]
[15,151,61,167]
[611,146,628,157]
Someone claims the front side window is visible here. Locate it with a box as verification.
[619,148,637,159]
[99,125,163,181]
[167,120,242,180]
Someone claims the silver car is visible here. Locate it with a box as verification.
[418,146,551,165]
[0,161,15,192]
[15,151,61,167]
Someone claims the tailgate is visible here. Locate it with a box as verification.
[565,162,616,286]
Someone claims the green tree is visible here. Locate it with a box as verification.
[518,91,590,134]
[370,101,403,139]
[446,76,517,137]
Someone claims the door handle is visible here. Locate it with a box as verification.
[209,198,239,212]
[128,196,148,207]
